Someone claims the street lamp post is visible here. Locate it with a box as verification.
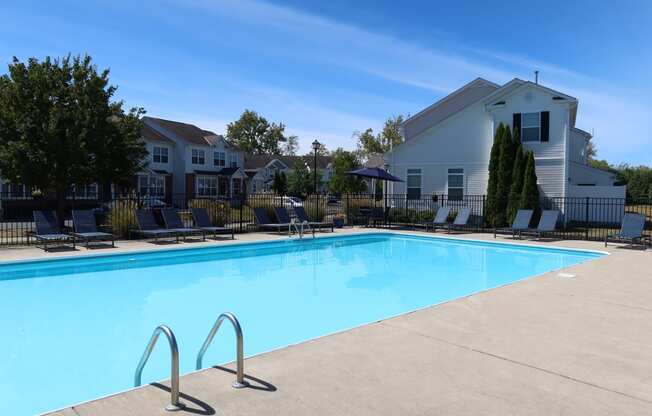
[311,140,320,194]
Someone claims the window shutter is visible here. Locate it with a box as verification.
[540,111,550,142]
[513,113,521,133]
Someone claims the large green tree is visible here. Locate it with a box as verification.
[0,55,147,223]
[329,148,366,195]
[494,125,515,227]
[226,109,287,154]
[281,135,299,156]
[271,171,288,195]
[506,143,525,223]
[356,115,404,159]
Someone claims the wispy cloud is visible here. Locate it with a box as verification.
[165,0,650,164]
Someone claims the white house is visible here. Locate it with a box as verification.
[385,78,624,204]
[141,117,247,200]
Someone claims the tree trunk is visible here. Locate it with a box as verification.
[55,187,66,229]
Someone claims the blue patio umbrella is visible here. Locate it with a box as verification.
[346,167,403,182]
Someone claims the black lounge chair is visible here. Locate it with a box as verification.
[425,206,451,232]
[294,206,333,232]
[494,209,534,239]
[33,210,76,251]
[605,213,647,248]
[252,207,290,234]
[161,208,204,241]
[190,208,234,240]
[133,209,178,242]
[274,206,307,235]
[71,209,115,247]
[447,207,472,233]
[520,210,560,240]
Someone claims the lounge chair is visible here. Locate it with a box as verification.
[133,209,178,242]
[494,209,534,239]
[605,213,647,248]
[190,208,234,239]
[71,209,115,247]
[160,208,205,241]
[32,210,76,251]
[520,210,560,240]
[425,206,451,232]
[252,207,290,234]
[294,206,333,232]
[447,207,472,233]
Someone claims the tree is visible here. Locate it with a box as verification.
[485,123,505,226]
[355,115,404,159]
[519,151,540,216]
[494,125,515,227]
[281,135,299,156]
[328,148,367,195]
[586,141,597,161]
[0,55,147,224]
[506,143,525,223]
[271,171,287,195]
[287,161,312,198]
[226,109,287,154]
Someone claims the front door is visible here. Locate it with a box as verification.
[218,177,229,196]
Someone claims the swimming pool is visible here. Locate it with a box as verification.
[0,233,603,415]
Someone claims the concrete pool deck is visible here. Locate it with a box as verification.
[1,229,650,415]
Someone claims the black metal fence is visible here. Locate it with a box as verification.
[1,192,651,246]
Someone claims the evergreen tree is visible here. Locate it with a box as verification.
[519,151,540,221]
[485,123,505,226]
[506,143,525,223]
[494,125,514,227]
[271,171,287,195]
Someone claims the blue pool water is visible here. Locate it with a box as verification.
[0,233,603,415]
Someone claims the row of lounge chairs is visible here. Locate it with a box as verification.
[253,206,334,234]
[423,207,472,233]
[32,208,233,251]
[133,208,234,242]
[494,209,560,239]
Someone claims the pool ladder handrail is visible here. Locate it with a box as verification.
[289,218,313,239]
[196,312,248,388]
[134,324,185,411]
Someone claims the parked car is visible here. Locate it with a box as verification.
[274,196,303,208]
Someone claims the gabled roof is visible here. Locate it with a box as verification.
[244,154,333,170]
[143,116,242,150]
[402,78,500,139]
[141,123,174,144]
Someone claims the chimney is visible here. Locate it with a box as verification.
[534,70,539,84]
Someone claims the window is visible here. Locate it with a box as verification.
[68,183,98,199]
[447,168,464,201]
[153,146,168,164]
[213,151,225,167]
[1,182,27,199]
[138,175,165,197]
[192,149,205,165]
[406,169,421,200]
[229,153,238,168]
[196,176,217,197]
[522,112,540,142]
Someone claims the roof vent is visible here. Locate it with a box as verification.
[552,96,565,100]
[494,100,506,106]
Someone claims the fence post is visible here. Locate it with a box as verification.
[239,194,243,233]
[345,193,349,226]
[585,197,589,240]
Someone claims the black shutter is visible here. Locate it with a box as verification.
[540,111,550,142]
[513,113,521,133]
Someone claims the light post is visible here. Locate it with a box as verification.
[311,140,320,194]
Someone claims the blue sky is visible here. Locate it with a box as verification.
[1,0,651,164]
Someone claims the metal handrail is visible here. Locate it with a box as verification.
[196,312,248,388]
[134,325,185,411]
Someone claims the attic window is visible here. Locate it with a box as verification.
[552,96,565,100]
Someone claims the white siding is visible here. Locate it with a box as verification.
[569,129,589,164]
[534,158,565,197]
[569,163,616,186]
[387,99,493,196]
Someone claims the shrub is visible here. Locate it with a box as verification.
[107,199,138,238]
